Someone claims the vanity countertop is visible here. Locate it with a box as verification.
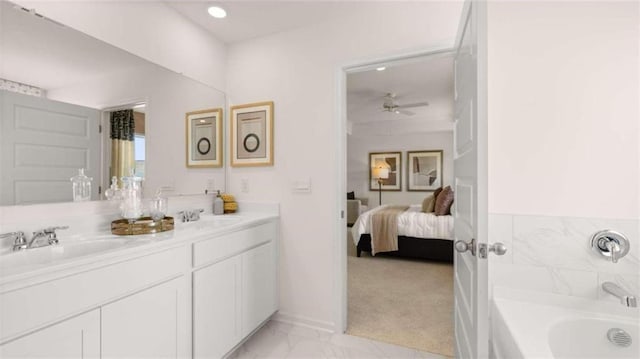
[0,212,278,289]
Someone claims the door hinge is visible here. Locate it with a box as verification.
[340,210,344,219]
[99,124,102,133]
[98,185,102,195]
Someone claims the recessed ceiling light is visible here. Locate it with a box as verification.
[376,66,386,71]
[207,6,227,19]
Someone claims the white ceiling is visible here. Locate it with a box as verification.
[165,1,364,44]
[0,1,153,91]
[347,54,455,135]
[2,0,455,136]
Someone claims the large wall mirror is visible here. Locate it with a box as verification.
[0,1,227,205]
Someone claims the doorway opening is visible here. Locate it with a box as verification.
[101,102,146,198]
[340,49,456,357]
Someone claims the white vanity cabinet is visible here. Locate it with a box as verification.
[192,221,278,358]
[0,215,278,359]
[102,277,185,359]
[0,309,100,358]
[0,246,188,359]
[241,240,277,337]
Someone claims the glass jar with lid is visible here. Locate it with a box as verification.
[120,171,143,222]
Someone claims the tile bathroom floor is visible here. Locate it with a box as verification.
[229,320,452,359]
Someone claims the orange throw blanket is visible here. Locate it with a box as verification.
[370,205,409,255]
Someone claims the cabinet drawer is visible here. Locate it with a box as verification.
[0,246,186,342]
[192,221,276,268]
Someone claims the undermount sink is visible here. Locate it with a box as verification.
[0,238,141,277]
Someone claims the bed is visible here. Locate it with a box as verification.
[351,205,454,262]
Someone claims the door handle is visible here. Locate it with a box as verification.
[454,238,476,256]
[477,242,508,258]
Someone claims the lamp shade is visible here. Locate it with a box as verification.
[372,167,389,180]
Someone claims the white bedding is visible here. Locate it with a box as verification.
[351,204,454,246]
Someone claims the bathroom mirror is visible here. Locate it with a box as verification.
[0,1,227,205]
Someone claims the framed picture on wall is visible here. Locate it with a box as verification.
[407,150,443,191]
[185,108,223,168]
[230,101,274,167]
[369,152,402,191]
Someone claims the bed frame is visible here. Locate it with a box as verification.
[356,234,453,263]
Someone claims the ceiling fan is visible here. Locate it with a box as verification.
[382,93,429,116]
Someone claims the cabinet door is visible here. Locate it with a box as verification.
[101,277,184,359]
[0,309,100,358]
[193,255,241,359]
[242,240,277,336]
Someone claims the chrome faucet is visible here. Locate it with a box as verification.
[177,209,204,223]
[1,231,28,251]
[28,226,68,249]
[602,282,637,308]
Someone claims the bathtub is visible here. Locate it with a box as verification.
[492,287,639,359]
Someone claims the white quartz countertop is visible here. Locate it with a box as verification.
[0,212,278,288]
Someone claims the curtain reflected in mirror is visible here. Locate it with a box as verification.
[109,109,135,182]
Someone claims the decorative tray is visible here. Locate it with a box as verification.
[111,216,174,236]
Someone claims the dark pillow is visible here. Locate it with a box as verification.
[347,191,355,200]
[434,186,454,216]
[432,187,443,201]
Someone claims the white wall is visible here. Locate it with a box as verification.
[487,1,639,302]
[487,1,639,220]
[226,2,463,329]
[15,1,227,91]
[47,64,226,198]
[347,132,454,206]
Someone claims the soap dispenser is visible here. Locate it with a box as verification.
[213,190,224,215]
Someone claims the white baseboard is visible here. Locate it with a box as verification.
[272,311,335,333]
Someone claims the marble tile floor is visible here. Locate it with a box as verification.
[229,320,453,359]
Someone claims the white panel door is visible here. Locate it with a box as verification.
[453,1,489,358]
[0,309,100,358]
[0,90,100,205]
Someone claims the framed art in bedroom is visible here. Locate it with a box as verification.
[230,101,274,167]
[407,150,443,191]
[185,108,223,168]
[369,152,402,191]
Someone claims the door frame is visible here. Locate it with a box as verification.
[333,45,457,333]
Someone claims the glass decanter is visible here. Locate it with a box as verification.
[70,168,92,202]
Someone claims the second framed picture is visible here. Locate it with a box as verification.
[369,152,402,191]
[185,108,223,168]
[230,101,274,167]
[407,150,443,191]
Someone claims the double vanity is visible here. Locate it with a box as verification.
[0,207,279,358]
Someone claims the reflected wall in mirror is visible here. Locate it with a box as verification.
[0,1,226,205]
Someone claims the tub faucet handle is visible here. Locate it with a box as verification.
[605,241,621,263]
[591,230,629,263]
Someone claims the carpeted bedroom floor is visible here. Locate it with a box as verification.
[346,229,455,357]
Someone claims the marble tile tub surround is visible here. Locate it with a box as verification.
[489,213,639,302]
[0,195,278,253]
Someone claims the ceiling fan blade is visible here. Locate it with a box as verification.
[398,101,429,109]
[397,109,415,116]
